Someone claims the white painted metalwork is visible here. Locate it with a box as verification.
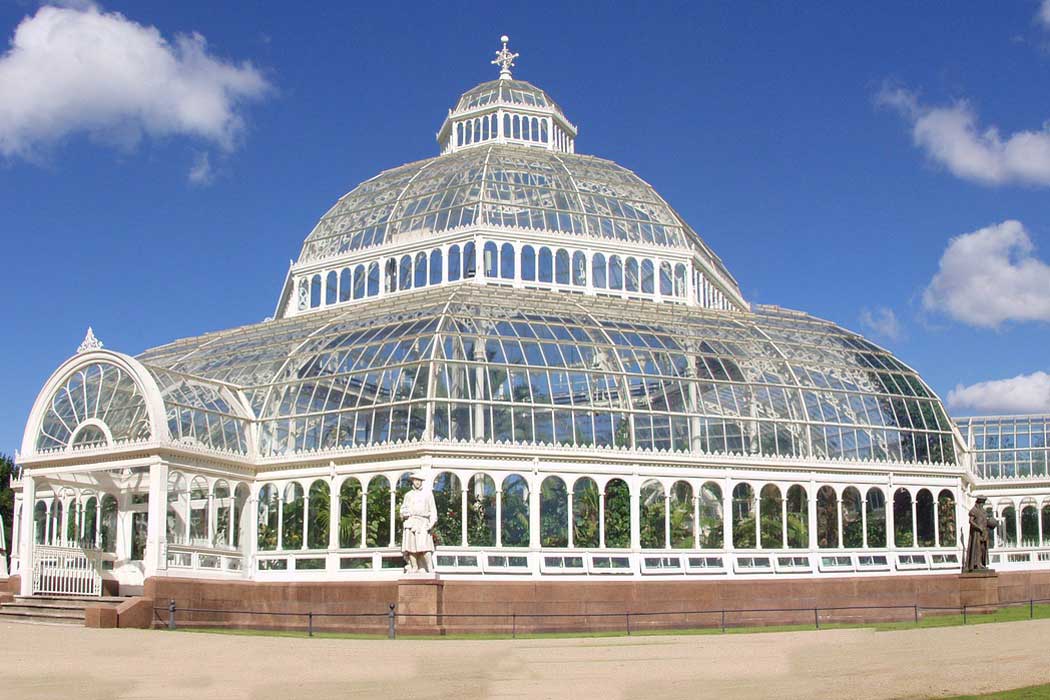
[32,545,102,597]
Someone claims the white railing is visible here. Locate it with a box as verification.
[166,544,245,575]
[32,545,103,597]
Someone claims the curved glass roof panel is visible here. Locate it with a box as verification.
[298,145,736,288]
[138,286,959,465]
[454,79,563,116]
[148,368,251,454]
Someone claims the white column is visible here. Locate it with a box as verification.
[861,493,869,549]
[329,479,340,550]
[836,494,844,549]
[629,476,640,550]
[19,474,36,596]
[495,489,503,548]
[910,495,918,547]
[934,495,941,548]
[806,483,818,550]
[598,492,606,549]
[695,493,702,549]
[528,473,540,549]
[359,488,367,548]
[723,477,733,551]
[388,488,396,548]
[460,487,468,547]
[566,490,574,549]
[303,490,311,550]
[781,495,788,549]
[664,494,671,549]
[886,486,896,550]
[144,462,169,579]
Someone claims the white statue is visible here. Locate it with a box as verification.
[399,472,437,574]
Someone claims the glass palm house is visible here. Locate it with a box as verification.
[9,39,1046,597]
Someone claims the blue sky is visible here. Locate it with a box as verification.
[2,1,1050,457]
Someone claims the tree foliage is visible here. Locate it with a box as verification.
[0,454,13,566]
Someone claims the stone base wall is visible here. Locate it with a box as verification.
[142,571,1050,635]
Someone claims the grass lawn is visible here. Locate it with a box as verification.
[945,683,1050,699]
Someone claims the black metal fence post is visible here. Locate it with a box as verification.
[1031,600,1035,619]
[913,605,918,625]
[963,605,967,624]
[388,604,396,640]
[512,613,517,639]
[720,609,726,633]
[168,599,176,631]
[308,611,313,637]
[814,608,819,630]
[626,612,631,636]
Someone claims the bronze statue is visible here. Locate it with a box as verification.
[964,496,998,573]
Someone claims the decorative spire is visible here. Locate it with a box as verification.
[491,35,518,80]
[77,326,104,354]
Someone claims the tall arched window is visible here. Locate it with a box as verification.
[625,257,639,292]
[367,262,379,296]
[732,483,755,549]
[540,476,568,547]
[699,482,723,548]
[670,481,693,548]
[572,477,599,548]
[555,249,570,284]
[448,245,462,282]
[483,242,498,278]
[501,474,530,547]
[999,504,1017,547]
[608,256,623,290]
[592,253,607,289]
[307,480,330,550]
[433,472,462,547]
[233,484,250,550]
[414,252,428,289]
[257,484,279,551]
[640,479,665,548]
[167,472,186,545]
[604,478,630,548]
[430,249,443,285]
[659,262,672,296]
[467,474,496,546]
[572,251,587,286]
[760,484,783,549]
[394,472,413,545]
[786,485,808,548]
[34,501,47,545]
[842,487,863,548]
[339,269,351,302]
[521,245,536,281]
[310,274,322,308]
[916,489,935,547]
[538,247,553,282]
[189,477,208,544]
[366,476,391,548]
[283,483,304,550]
[1021,504,1038,546]
[641,259,655,294]
[866,488,886,547]
[893,488,913,547]
[338,478,363,549]
[674,264,687,297]
[816,486,838,548]
[938,490,957,547]
[399,254,413,291]
[353,265,365,299]
[503,114,510,138]
[213,481,230,546]
[49,500,63,546]
[384,259,397,293]
[326,271,338,305]
[500,243,515,279]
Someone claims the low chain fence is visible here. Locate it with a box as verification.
[153,597,1050,639]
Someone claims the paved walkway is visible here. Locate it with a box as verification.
[2,620,1049,699]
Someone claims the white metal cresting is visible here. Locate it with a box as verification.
[31,545,103,597]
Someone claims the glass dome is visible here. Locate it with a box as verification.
[453,79,564,117]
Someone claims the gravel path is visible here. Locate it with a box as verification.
[2,619,1047,699]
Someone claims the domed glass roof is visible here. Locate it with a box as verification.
[298,144,736,287]
[453,79,565,117]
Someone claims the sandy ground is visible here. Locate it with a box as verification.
[1,620,1049,700]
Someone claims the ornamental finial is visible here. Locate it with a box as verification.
[491,35,518,80]
[77,326,103,354]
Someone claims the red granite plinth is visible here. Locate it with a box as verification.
[397,577,444,635]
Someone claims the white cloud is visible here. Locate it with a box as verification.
[948,372,1050,414]
[1039,0,1050,29]
[188,151,213,185]
[0,3,270,161]
[923,220,1050,328]
[859,306,902,341]
[879,87,1050,187]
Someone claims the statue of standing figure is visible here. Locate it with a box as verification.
[964,496,999,573]
[400,472,437,574]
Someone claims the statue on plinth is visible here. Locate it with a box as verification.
[400,472,437,574]
[964,496,999,573]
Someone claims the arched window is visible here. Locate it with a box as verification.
[80,497,94,545]
[540,119,548,143]
[257,484,279,551]
[659,262,672,296]
[521,245,536,281]
[338,478,363,548]
[399,254,412,291]
[786,485,808,548]
[572,477,599,548]
[307,480,330,549]
[448,245,461,282]
[503,113,511,138]
[213,481,231,547]
[481,116,489,140]
[893,488,913,547]
[384,259,397,293]
[513,114,521,139]
[609,255,623,290]
[394,472,413,545]
[500,243,515,279]
[937,490,956,547]
[366,476,391,548]
[433,472,462,547]
[732,483,756,549]
[430,249,443,285]
[483,242,498,278]
[339,268,351,302]
[999,504,1017,547]
[414,252,428,289]
[538,247,553,282]
[456,122,463,146]
[366,262,380,296]
[167,472,186,545]
[283,482,304,550]
[555,249,570,284]
[866,488,886,547]
[1042,503,1050,546]
[641,259,655,294]
[298,278,309,310]
[352,265,365,299]
[326,270,338,305]
[639,479,665,548]
[233,483,250,550]
[467,474,496,546]
[49,500,63,546]
[760,484,783,549]
[604,478,630,548]
[916,489,935,547]
[540,476,568,547]
[699,482,723,548]
[842,487,863,547]
[460,241,474,280]
[501,474,530,547]
[670,480,693,548]
[817,486,838,548]
[1022,505,1039,546]
[189,477,208,544]
[310,274,322,308]
[592,253,607,289]
[34,501,47,545]
[674,264,687,297]
[572,251,587,286]
[625,258,639,292]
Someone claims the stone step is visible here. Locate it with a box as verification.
[3,603,89,616]
[13,596,126,608]
[0,608,84,624]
